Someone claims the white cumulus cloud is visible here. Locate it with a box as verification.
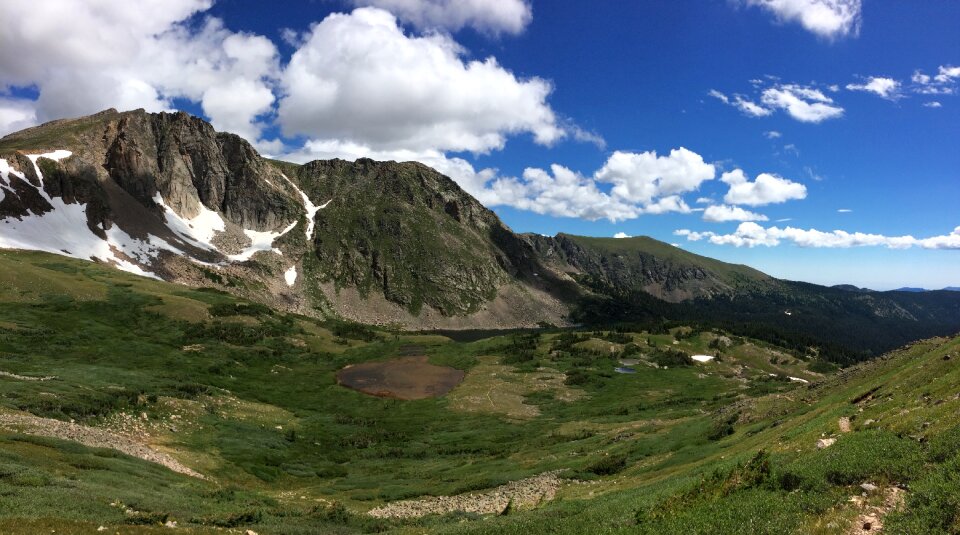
[0,0,280,141]
[745,0,862,39]
[434,147,717,222]
[703,205,769,223]
[594,148,716,204]
[910,65,959,96]
[712,83,844,122]
[760,84,844,122]
[721,169,807,206]
[349,0,532,34]
[676,223,960,250]
[277,8,563,154]
[484,164,640,221]
[846,76,901,99]
[613,232,632,239]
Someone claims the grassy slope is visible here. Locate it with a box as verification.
[0,250,957,534]
[0,110,121,154]
[558,234,770,286]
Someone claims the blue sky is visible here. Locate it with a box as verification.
[0,0,957,289]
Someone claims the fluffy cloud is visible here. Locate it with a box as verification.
[709,90,773,117]
[277,8,562,154]
[0,1,280,141]
[702,205,769,223]
[924,101,943,108]
[911,65,959,96]
[613,232,631,239]
[676,223,960,250]
[846,76,901,99]
[594,148,716,204]
[764,130,782,139]
[935,65,960,83]
[760,85,844,122]
[484,164,640,221]
[349,0,532,34]
[721,169,807,206]
[745,0,862,39]
[712,83,844,122]
[735,96,775,117]
[404,147,715,222]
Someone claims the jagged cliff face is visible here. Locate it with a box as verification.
[0,109,309,281]
[0,109,574,328]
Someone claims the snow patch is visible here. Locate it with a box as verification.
[284,266,298,286]
[788,376,810,384]
[227,221,298,262]
[153,193,225,250]
[691,355,715,363]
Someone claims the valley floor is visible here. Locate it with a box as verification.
[0,251,958,534]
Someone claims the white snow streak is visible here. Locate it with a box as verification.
[279,172,331,240]
[691,354,715,363]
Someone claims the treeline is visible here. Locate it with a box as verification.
[570,281,960,366]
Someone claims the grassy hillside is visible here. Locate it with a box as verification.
[559,234,771,287]
[0,250,958,534]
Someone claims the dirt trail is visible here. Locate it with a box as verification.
[0,411,204,479]
[846,487,905,534]
[367,472,562,519]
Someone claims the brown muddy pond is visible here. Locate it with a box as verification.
[336,356,465,400]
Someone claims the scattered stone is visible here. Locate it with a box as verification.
[817,437,837,449]
[0,411,204,478]
[164,520,177,528]
[861,483,879,493]
[863,419,876,426]
[368,472,562,519]
[839,417,852,433]
[97,527,107,532]
[0,370,56,381]
[245,530,258,535]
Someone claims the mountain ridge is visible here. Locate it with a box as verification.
[2,108,960,358]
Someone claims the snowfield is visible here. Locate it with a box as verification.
[1,151,310,281]
[0,151,158,279]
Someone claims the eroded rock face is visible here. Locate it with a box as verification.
[103,110,297,231]
[289,158,577,316]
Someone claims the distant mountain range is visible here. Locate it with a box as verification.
[2,108,960,360]
[894,287,960,293]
